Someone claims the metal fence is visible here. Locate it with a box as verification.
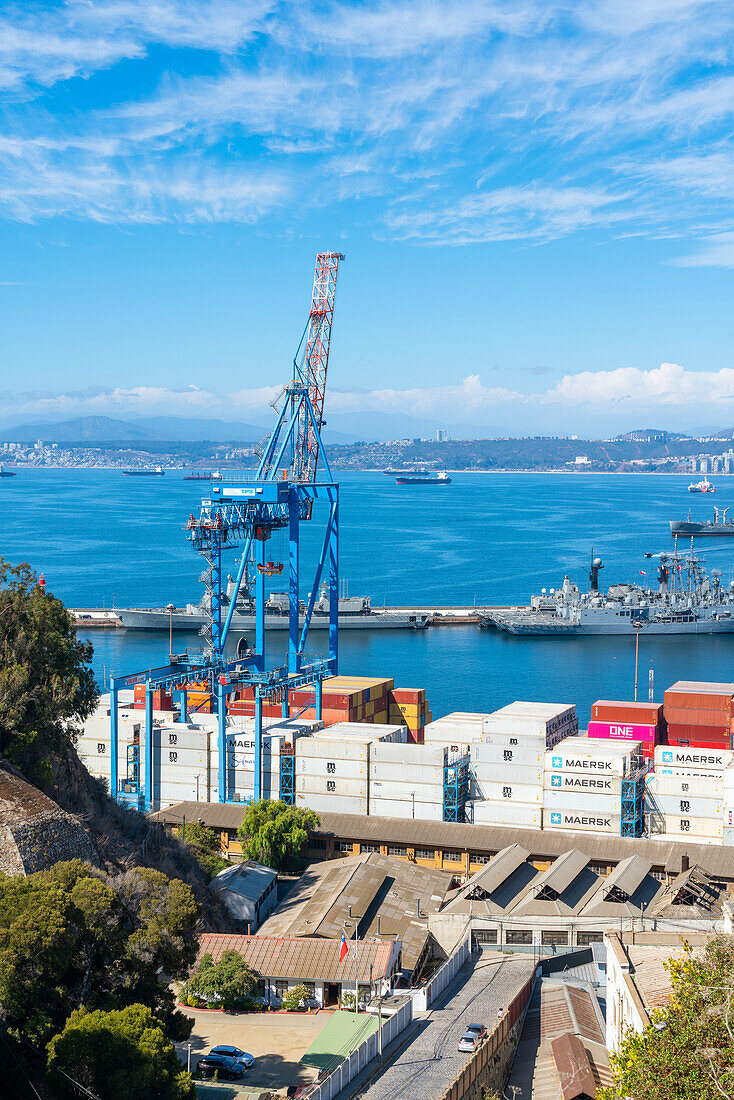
[304,998,413,1100]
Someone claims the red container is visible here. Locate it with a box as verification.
[664,706,730,728]
[666,736,732,750]
[665,684,734,713]
[666,723,730,743]
[591,700,663,726]
[392,688,427,704]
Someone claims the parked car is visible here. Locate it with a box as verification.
[458,1032,480,1054]
[209,1045,255,1068]
[465,1024,487,1040]
[196,1054,246,1080]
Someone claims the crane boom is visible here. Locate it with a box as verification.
[296,251,345,482]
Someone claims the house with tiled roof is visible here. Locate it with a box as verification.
[196,932,402,1008]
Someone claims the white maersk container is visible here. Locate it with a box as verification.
[544,809,621,834]
[369,779,444,802]
[465,800,542,828]
[470,779,543,803]
[471,760,544,786]
[543,789,621,815]
[654,746,734,771]
[296,738,370,762]
[644,793,722,818]
[544,772,623,795]
[646,773,723,800]
[296,792,367,815]
[545,738,641,777]
[369,797,444,822]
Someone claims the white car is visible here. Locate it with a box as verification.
[209,1045,255,1068]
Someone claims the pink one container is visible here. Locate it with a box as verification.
[588,720,657,743]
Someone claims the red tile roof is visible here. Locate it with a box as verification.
[197,933,396,983]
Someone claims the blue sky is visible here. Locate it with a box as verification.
[2,0,734,436]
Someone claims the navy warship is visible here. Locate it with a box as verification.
[485,545,734,635]
[671,507,734,536]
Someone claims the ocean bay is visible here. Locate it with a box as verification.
[4,468,733,722]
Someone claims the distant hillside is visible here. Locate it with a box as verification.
[0,415,158,442]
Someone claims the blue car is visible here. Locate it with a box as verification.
[196,1054,246,1080]
[209,1045,255,1068]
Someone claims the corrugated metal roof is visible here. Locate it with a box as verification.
[531,849,590,898]
[449,844,530,902]
[149,803,734,880]
[625,943,701,1012]
[210,861,277,903]
[601,854,651,900]
[197,933,396,982]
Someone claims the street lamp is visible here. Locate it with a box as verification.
[166,603,176,661]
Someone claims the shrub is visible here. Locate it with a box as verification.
[281,984,312,1011]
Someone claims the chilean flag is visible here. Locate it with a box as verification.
[339,932,349,962]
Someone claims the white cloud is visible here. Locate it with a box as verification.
[546,362,734,406]
[672,232,734,268]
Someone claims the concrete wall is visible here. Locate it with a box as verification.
[306,998,414,1100]
[412,924,471,1012]
[605,934,648,1054]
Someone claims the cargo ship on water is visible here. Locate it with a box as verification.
[122,466,165,476]
[0,465,16,478]
[485,544,734,635]
[396,470,452,485]
[671,507,734,536]
[115,580,430,632]
[688,478,715,493]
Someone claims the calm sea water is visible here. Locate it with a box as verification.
[4,469,734,723]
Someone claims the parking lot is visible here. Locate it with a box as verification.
[178,1006,330,1093]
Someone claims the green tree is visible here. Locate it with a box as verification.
[600,936,734,1100]
[0,861,199,1043]
[238,799,320,870]
[47,1003,195,1100]
[0,559,98,767]
[174,820,229,880]
[182,949,257,1011]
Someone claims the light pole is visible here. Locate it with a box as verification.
[167,603,175,661]
[633,622,643,702]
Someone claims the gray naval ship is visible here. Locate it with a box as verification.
[671,507,734,536]
[115,578,430,632]
[485,545,734,635]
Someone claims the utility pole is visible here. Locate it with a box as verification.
[634,623,642,701]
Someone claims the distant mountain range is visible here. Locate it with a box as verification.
[0,410,500,445]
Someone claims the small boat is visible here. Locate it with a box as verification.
[688,478,715,493]
[395,470,452,485]
[0,465,16,478]
[122,466,165,476]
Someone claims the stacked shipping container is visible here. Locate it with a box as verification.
[646,743,734,843]
[588,699,664,760]
[542,737,642,835]
[663,681,734,750]
[369,740,449,821]
[294,722,407,816]
[387,688,431,743]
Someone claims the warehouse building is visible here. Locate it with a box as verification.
[208,860,278,931]
[151,804,734,886]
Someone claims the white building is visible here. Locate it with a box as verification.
[209,860,278,931]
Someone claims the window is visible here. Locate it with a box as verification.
[443,850,462,862]
[275,981,288,998]
[471,853,492,865]
[473,929,498,946]
[337,841,354,852]
[415,847,434,860]
[506,930,532,945]
[650,868,666,882]
[303,982,316,995]
[589,862,609,877]
[542,930,569,946]
[310,837,326,850]
[360,843,380,853]
[577,931,603,945]
[388,845,407,857]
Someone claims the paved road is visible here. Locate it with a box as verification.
[351,955,536,1100]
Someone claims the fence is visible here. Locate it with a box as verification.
[412,922,472,1012]
[439,970,537,1100]
[304,997,413,1100]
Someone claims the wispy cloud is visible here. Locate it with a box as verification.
[0,0,733,247]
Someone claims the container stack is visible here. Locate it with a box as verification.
[388,688,431,743]
[150,722,212,807]
[464,723,546,829]
[424,712,491,751]
[663,681,734,750]
[294,722,406,816]
[483,702,578,749]
[646,743,734,843]
[229,675,395,725]
[369,740,449,821]
[132,683,173,712]
[76,708,141,789]
[542,737,642,835]
[588,699,664,760]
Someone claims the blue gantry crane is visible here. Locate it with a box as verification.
[109,252,345,811]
